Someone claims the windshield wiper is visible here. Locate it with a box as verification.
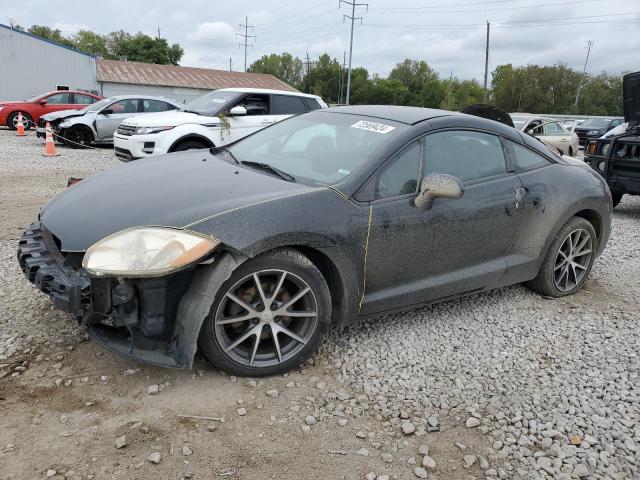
[221,147,239,164]
[240,161,296,182]
[180,109,201,115]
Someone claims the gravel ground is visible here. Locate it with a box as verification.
[1,128,639,480]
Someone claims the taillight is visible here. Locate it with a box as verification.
[586,141,597,155]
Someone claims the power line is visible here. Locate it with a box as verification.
[369,0,605,13]
[340,0,368,105]
[236,16,256,72]
[258,0,335,28]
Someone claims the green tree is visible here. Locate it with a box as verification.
[108,32,183,65]
[248,53,304,89]
[306,54,342,103]
[368,77,410,105]
[27,25,75,48]
[72,30,111,59]
[389,59,444,107]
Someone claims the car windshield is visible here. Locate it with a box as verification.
[580,118,610,128]
[227,111,407,186]
[180,90,244,116]
[86,98,114,112]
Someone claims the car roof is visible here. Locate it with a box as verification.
[105,95,181,104]
[216,87,322,99]
[42,90,100,96]
[320,105,457,125]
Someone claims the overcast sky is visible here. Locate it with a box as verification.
[2,0,639,82]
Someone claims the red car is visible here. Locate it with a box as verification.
[0,90,102,130]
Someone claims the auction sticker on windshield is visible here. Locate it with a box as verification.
[351,120,395,134]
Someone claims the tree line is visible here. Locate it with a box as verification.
[250,53,624,116]
[15,24,623,115]
[12,24,184,65]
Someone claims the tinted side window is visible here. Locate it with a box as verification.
[143,99,175,112]
[74,94,95,105]
[423,131,507,183]
[376,141,421,199]
[508,141,551,172]
[273,95,307,115]
[110,99,139,114]
[46,93,71,104]
[303,98,322,111]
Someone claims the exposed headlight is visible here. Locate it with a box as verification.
[598,161,606,171]
[59,121,70,128]
[134,126,174,135]
[587,130,600,135]
[601,143,610,157]
[82,227,220,277]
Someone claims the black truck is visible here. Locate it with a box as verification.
[584,72,640,207]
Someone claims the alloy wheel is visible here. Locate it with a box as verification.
[553,228,593,292]
[213,269,318,368]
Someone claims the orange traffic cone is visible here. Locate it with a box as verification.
[42,122,59,157]
[15,112,26,136]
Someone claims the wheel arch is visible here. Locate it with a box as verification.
[290,245,350,326]
[168,134,215,152]
[574,208,602,243]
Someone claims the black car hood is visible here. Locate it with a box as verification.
[40,150,312,251]
[623,71,640,124]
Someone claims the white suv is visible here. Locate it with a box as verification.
[113,88,327,161]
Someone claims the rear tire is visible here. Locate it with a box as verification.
[199,248,331,377]
[568,147,573,157]
[7,112,33,131]
[527,216,597,297]
[171,139,210,152]
[612,192,623,208]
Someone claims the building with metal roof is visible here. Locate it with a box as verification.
[0,23,296,103]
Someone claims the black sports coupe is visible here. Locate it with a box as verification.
[18,105,612,376]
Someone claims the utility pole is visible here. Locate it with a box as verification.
[338,51,346,104]
[236,16,255,72]
[340,0,368,105]
[157,26,161,39]
[229,57,233,72]
[574,39,594,109]
[483,21,490,103]
[305,52,312,93]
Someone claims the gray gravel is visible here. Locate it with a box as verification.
[321,195,640,478]
[1,128,640,479]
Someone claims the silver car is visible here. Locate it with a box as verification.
[36,95,181,148]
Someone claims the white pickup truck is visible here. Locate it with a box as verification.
[113,87,327,161]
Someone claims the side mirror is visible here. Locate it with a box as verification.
[38,99,48,105]
[101,108,113,115]
[229,106,247,116]
[415,173,464,210]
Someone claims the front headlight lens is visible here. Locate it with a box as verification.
[82,227,220,277]
[134,126,174,135]
[598,161,606,171]
[601,143,610,157]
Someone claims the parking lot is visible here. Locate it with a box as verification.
[1,128,639,480]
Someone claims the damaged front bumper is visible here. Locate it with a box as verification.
[18,222,243,369]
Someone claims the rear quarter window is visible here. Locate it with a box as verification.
[303,98,322,111]
[273,95,307,115]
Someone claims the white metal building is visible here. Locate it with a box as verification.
[0,23,296,103]
[0,23,98,100]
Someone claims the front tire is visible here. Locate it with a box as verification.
[199,248,331,376]
[64,125,93,148]
[171,139,210,152]
[527,217,597,297]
